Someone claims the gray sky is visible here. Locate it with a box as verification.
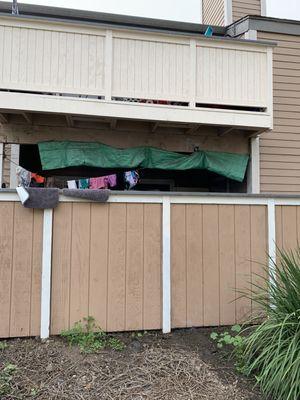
[20,0,300,22]
[21,0,202,22]
[266,0,300,20]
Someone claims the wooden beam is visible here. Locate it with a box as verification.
[217,127,235,137]
[22,113,33,124]
[110,119,117,130]
[186,125,199,134]
[0,114,8,124]
[66,115,74,127]
[151,122,159,133]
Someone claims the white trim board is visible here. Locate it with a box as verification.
[40,208,53,340]
[224,0,233,26]
[162,196,171,334]
[0,92,273,130]
[3,192,300,206]
[247,136,260,194]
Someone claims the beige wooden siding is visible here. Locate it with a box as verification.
[202,0,225,26]
[50,202,162,334]
[232,0,261,22]
[0,203,43,338]
[276,206,300,251]
[171,204,268,328]
[258,32,300,193]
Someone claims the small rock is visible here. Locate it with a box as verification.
[46,364,53,372]
[129,340,142,352]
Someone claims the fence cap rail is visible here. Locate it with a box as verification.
[2,188,300,203]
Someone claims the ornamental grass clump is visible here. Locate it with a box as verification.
[239,248,300,400]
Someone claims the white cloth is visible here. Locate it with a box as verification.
[67,180,77,189]
[16,166,31,187]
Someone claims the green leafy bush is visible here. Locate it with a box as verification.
[239,248,300,400]
[61,316,124,353]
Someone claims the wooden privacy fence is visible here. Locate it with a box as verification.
[1,192,300,339]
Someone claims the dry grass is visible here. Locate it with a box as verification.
[0,331,258,400]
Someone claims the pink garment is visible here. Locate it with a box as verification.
[89,176,108,189]
[107,174,117,188]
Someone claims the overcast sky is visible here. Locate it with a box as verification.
[21,0,202,22]
[19,0,300,22]
[266,0,300,20]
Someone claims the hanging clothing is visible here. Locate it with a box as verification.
[89,177,108,189]
[107,174,117,188]
[67,180,77,189]
[79,178,89,189]
[124,171,139,190]
[31,173,45,184]
[16,166,31,187]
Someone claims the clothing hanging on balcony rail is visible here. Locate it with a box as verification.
[38,141,249,182]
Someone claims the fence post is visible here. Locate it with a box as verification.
[40,208,53,339]
[162,196,171,333]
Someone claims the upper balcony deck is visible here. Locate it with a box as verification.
[0,14,274,130]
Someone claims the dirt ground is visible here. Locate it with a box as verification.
[0,328,261,400]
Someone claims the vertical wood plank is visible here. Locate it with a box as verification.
[29,209,43,336]
[143,204,162,330]
[235,205,251,323]
[10,204,33,337]
[281,206,298,251]
[219,205,236,326]
[186,205,203,327]
[107,204,126,331]
[250,206,268,317]
[0,203,14,338]
[203,205,219,326]
[296,207,300,247]
[125,204,144,330]
[171,205,187,328]
[89,203,109,330]
[51,203,72,334]
[69,203,90,326]
[275,206,283,251]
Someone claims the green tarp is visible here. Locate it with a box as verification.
[38,141,249,182]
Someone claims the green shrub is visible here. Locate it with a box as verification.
[61,316,124,353]
[239,248,300,400]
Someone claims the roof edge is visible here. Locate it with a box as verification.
[0,1,226,36]
[227,15,300,37]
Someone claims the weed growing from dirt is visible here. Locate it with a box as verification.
[210,325,243,349]
[61,316,125,353]
[0,363,17,396]
[0,341,8,351]
[210,324,247,370]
